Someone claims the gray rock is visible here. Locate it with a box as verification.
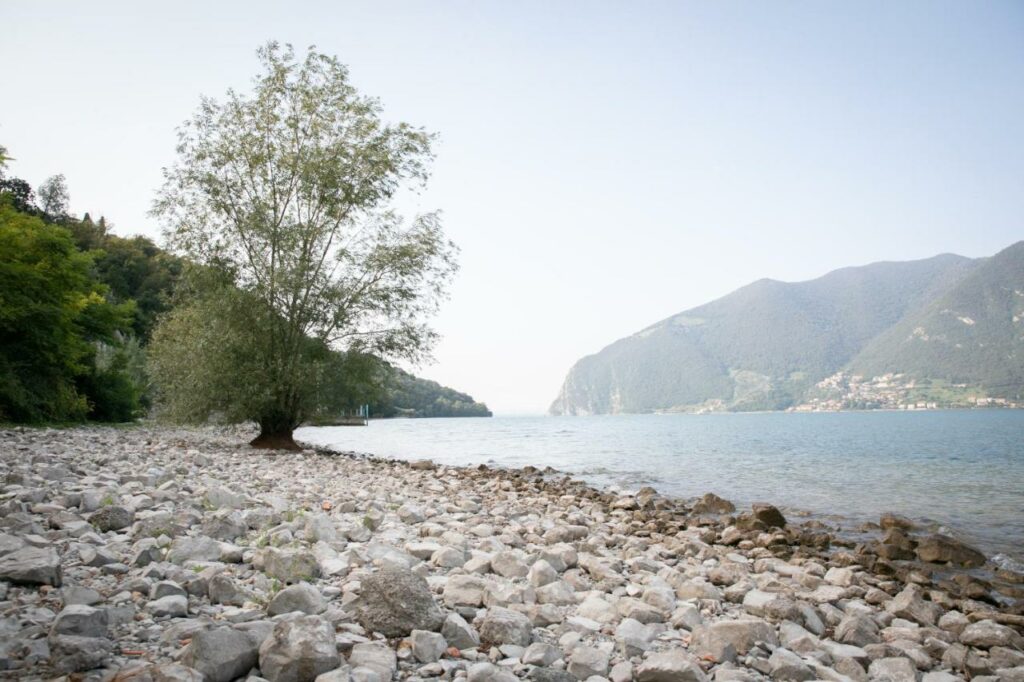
[90,505,134,531]
[915,534,986,568]
[411,629,447,663]
[267,582,328,616]
[49,634,113,673]
[767,648,815,681]
[354,568,443,637]
[147,595,189,618]
[867,657,917,682]
[470,661,520,682]
[168,535,222,564]
[444,574,488,607]
[202,510,248,541]
[50,605,109,638]
[690,618,778,658]
[835,614,881,647]
[751,503,786,528]
[263,547,322,584]
[523,642,563,667]
[182,626,260,682]
[480,606,533,646]
[349,642,397,680]
[886,585,943,626]
[568,646,610,680]
[442,611,481,650]
[208,573,248,606]
[0,545,62,586]
[960,620,1024,649]
[636,650,709,682]
[259,615,341,682]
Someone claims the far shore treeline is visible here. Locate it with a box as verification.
[0,44,491,436]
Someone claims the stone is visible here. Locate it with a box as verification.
[692,492,736,515]
[915,534,986,568]
[529,559,559,587]
[636,650,709,682]
[258,615,341,682]
[0,545,62,586]
[51,604,109,638]
[442,612,481,650]
[354,568,444,637]
[536,580,577,605]
[349,642,397,680]
[960,620,1024,649]
[568,646,609,679]
[182,626,260,682]
[690,618,778,658]
[203,510,248,541]
[90,505,134,531]
[444,574,488,607]
[767,648,815,681]
[147,594,189,618]
[835,614,881,647]
[492,550,529,578]
[267,582,328,616]
[208,574,248,606]
[886,585,943,626]
[480,606,533,646]
[751,503,786,528]
[168,536,222,564]
[410,629,446,663]
[523,642,563,666]
[263,548,321,583]
[616,617,654,656]
[867,657,917,682]
[49,634,113,673]
[470,661,520,682]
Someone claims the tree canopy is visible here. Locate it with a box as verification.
[148,43,458,448]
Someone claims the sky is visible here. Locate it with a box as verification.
[3,1,1023,414]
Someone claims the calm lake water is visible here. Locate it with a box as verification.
[297,410,1024,565]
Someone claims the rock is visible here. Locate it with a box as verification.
[915,534,986,568]
[203,510,248,541]
[636,650,709,682]
[960,620,1024,649]
[867,657,917,682]
[354,568,444,637]
[886,585,943,626]
[267,582,328,616]
[616,617,655,656]
[349,642,397,680]
[880,513,915,530]
[182,626,260,682]
[50,604,108,638]
[767,648,815,681]
[90,505,134,531]
[690,618,778,658]
[835,614,881,647]
[751,503,786,528]
[529,559,559,587]
[568,646,609,679]
[692,492,736,515]
[523,642,563,666]
[49,634,113,673]
[480,606,533,646]
[258,615,341,682]
[147,594,189,618]
[263,548,321,583]
[442,612,481,650]
[410,629,446,663]
[0,545,62,586]
[610,661,633,682]
[491,550,529,578]
[470,661,520,682]
[209,574,248,606]
[168,536,222,564]
[444,574,488,607]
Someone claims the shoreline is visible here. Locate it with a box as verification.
[1,424,1022,681]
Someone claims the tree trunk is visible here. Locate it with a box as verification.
[250,413,301,451]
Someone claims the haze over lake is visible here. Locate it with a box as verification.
[300,409,1024,566]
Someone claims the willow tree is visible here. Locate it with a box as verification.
[149,43,457,449]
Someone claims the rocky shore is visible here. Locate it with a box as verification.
[1,426,1022,682]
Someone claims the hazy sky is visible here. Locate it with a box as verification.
[3,1,1023,414]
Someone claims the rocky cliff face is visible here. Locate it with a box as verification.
[552,242,1024,415]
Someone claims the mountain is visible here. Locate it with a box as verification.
[551,242,1024,415]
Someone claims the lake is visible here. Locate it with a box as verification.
[297,410,1024,567]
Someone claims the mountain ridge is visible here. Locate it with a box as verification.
[551,242,1023,415]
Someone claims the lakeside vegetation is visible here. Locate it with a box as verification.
[0,45,492,433]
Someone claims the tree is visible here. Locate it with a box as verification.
[148,43,457,449]
[0,203,136,422]
[38,174,70,218]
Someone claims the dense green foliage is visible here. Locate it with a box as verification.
[0,203,137,421]
[375,366,491,418]
[552,246,1023,414]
